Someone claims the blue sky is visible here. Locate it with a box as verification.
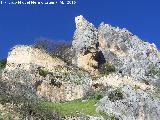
[0,0,160,59]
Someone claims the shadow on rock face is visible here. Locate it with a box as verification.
[95,51,106,67]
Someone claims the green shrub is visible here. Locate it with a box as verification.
[108,89,123,102]
[84,86,109,101]
[0,112,13,120]
[99,62,116,75]
[99,112,117,120]
[50,78,62,88]
[143,40,148,42]
[85,90,103,100]
[150,69,160,77]
[20,102,59,120]
[154,86,160,99]
[38,67,52,77]
[0,95,60,120]
[0,58,7,69]
[148,64,160,77]
[33,39,73,65]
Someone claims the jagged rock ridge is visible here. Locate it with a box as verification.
[72,15,160,85]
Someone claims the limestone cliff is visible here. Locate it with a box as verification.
[72,15,160,85]
[6,45,66,71]
[98,23,160,84]
[72,15,105,74]
[0,15,160,120]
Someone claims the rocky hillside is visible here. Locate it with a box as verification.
[0,15,160,120]
[72,15,160,85]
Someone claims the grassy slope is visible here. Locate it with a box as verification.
[40,99,98,117]
[39,99,116,120]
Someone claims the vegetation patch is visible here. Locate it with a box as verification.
[99,62,116,75]
[99,112,117,120]
[0,58,7,69]
[153,85,160,99]
[149,69,160,77]
[85,90,103,101]
[40,98,117,119]
[148,64,160,77]
[40,99,98,117]
[0,95,60,120]
[84,85,111,101]
[50,78,62,88]
[38,67,52,77]
[0,91,117,119]
[33,39,73,64]
[108,89,123,102]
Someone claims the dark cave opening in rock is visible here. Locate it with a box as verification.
[95,51,106,67]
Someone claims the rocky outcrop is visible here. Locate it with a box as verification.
[72,15,98,53]
[92,73,154,91]
[96,85,160,120]
[6,45,66,71]
[35,66,92,101]
[1,65,92,102]
[72,15,105,74]
[98,23,160,84]
[72,15,160,84]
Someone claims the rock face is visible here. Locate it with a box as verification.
[72,15,160,84]
[2,45,92,101]
[0,15,160,120]
[35,66,92,101]
[96,85,160,120]
[6,45,66,71]
[72,15,105,74]
[1,65,92,102]
[98,23,160,83]
[93,73,154,91]
[72,15,98,52]
[0,66,91,101]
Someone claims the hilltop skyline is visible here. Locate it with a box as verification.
[0,0,160,59]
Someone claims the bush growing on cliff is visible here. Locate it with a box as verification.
[147,64,160,77]
[99,62,116,75]
[0,95,60,120]
[33,38,73,64]
[108,89,123,102]
[0,58,7,69]
[37,67,53,77]
[84,85,112,101]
